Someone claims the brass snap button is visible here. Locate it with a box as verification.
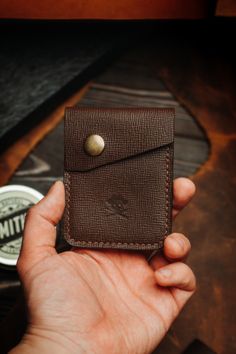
[84,134,105,156]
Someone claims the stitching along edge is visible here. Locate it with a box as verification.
[65,146,171,248]
[64,171,71,242]
[165,146,170,237]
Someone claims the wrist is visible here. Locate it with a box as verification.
[9,327,88,354]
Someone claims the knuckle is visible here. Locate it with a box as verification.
[169,232,186,244]
[172,233,191,250]
[169,232,185,239]
[166,233,191,255]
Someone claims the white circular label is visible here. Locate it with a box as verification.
[0,185,43,267]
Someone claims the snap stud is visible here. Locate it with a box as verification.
[84,134,105,156]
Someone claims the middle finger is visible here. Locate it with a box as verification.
[150,232,191,271]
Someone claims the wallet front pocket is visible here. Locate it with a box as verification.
[64,107,174,250]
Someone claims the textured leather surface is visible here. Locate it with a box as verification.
[64,107,174,250]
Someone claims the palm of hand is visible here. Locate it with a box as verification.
[24,248,179,354]
[17,180,196,354]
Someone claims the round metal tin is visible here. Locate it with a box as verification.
[0,185,43,268]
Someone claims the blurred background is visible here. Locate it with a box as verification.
[0,1,235,353]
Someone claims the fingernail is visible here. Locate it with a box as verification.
[49,180,62,191]
[176,238,185,250]
[45,182,58,199]
[157,268,172,277]
[169,235,184,250]
[48,182,57,193]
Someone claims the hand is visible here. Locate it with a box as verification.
[11,178,196,354]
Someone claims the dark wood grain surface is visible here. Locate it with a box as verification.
[10,53,209,196]
[0,22,125,153]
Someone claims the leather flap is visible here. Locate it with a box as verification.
[64,107,174,172]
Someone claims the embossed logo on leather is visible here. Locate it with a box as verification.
[105,195,128,218]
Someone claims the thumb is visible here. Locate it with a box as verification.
[18,181,65,271]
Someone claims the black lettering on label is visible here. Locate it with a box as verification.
[0,205,32,245]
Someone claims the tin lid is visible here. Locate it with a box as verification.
[0,185,43,268]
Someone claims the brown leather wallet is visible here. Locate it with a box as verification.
[64,107,174,250]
